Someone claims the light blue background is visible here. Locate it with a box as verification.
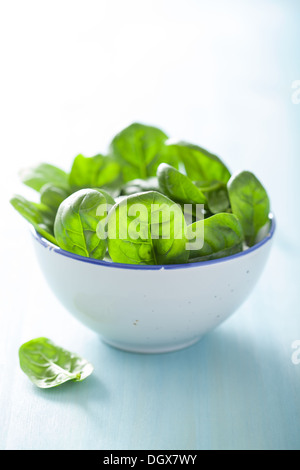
[0,0,299,450]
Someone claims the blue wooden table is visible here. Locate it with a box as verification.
[0,0,299,450]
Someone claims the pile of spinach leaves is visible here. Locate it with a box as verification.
[10,122,271,265]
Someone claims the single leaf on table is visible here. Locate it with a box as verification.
[19,337,94,388]
[227,171,270,247]
[166,140,231,184]
[187,213,244,261]
[54,188,113,259]
[10,195,58,245]
[109,122,177,183]
[19,163,70,192]
[157,163,207,204]
[69,154,121,191]
[107,191,189,265]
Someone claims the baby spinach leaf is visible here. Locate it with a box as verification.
[40,184,71,211]
[194,180,231,214]
[205,187,230,214]
[203,185,230,215]
[227,171,270,247]
[19,337,94,388]
[93,188,116,206]
[179,203,206,227]
[54,188,113,259]
[121,177,161,196]
[187,213,244,261]
[107,191,189,265]
[109,122,177,183]
[166,141,231,184]
[69,154,121,191]
[157,163,207,204]
[10,195,58,245]
[19,163,70,192]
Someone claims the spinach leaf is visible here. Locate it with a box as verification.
[69,153,121,191]
[107,191,189,265]
[10,195,58,245]
[40,183,71,211]
[19,163,70,192]
[227,171,270,246]
[166,141,231,184]
[19,337,93,388]
[179,203,206,227]
[187,213,244,261]
[157,163,207,204]
[205,186,230,214]
[109,122,177,183]
[195,181,230,214]
[121,177,161,196]
[54,188,113,259]
[93,188,116,206]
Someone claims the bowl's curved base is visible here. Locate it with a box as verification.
[100,335,203,354]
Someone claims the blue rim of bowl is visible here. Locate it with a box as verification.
[31,214,276,270]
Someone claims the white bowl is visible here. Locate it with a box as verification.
[31,216,276,354]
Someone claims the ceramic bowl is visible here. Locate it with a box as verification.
[31,216,276,354]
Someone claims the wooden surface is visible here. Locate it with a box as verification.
[1,0,299,450]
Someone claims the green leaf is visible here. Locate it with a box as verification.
[54,188,113,259]
[187,213,244,261]
[205,186,230,214]
[178,202,206,226]
[107,191,189,265]
[10,195,58,245]
[166,141,231,184]
[195,181,230,214]
[19,337,94,388]
[40,183,71,211]
[93,188,116,206]
[157,163,207,204]
[227,171,270,246]
[19,163,70,192]
[69,154,121,191]
[120,177,161,196]
[109,122,177,182]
